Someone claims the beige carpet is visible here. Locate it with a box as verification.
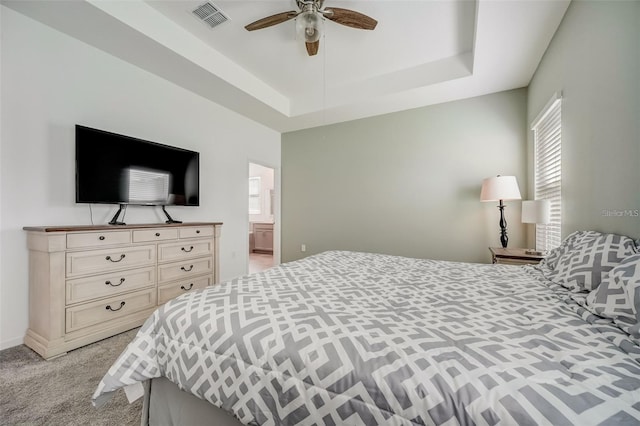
[0,329,142,425]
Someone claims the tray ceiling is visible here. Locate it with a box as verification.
[2,0,570,132]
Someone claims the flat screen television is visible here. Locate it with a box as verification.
[76,125,199,224]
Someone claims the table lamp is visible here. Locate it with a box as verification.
[521,199,551,255]
[480,175,522,248]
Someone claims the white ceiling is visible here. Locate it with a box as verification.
[3,0,570,132]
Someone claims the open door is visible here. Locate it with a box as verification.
[248,162,276,274]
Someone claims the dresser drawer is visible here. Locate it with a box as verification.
[66,245,156,277]
[158,240,213,263]
[157,256,213,283]
[66,267,155,305]
[179,226,213,239]
[158,275,211,305]
[133,228,179,243]
[67,231,131,249]
[65,288,157,333]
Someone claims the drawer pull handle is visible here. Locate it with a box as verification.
[106,301,125,312]
[196,230,201,234]
[181,246,194,253]
[105,254,126,263]
[155,232,161,237]
[181,283,194,291]
[99,236,105,241]
[105,278,125,287]
[181,265,194,272]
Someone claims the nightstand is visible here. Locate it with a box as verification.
[489,247,545,265]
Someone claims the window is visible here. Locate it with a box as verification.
[531,93,562,250]
[249,177,261,214]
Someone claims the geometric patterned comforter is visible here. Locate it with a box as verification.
[92,251,640,425]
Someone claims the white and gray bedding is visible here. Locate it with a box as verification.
[93,248,640,425]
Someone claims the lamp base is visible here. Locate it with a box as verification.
[498,201,508,248]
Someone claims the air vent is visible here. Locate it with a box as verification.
[192,2,229,29]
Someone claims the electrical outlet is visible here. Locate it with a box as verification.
[301,244,306,252]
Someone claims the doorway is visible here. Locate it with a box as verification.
[248,162,275,274]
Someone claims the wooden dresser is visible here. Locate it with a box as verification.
[23,222,222,359]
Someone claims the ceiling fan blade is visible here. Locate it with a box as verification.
[306,40,319,56]
[245,11,297,31]
[323,8,377,30]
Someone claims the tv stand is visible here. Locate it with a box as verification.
[108,204,127,225]
[162,206,182,224]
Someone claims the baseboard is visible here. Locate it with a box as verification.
[0,335,25,351]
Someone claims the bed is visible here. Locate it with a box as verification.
[93,231,640,425]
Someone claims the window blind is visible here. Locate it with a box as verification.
[532,94,562,250]
[249,177,261,214]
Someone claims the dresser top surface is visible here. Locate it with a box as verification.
[24,222,223,233]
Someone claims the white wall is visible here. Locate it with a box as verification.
[282,89,528,264]
[527,0,639,241]
[0,7,281,349]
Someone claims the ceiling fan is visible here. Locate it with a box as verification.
[245,0,377,56]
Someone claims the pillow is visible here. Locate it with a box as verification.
[586,253,640,343]
[538,231,583,271]
[548,231,638,292]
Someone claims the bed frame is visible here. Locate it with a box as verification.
[142,378,243,426]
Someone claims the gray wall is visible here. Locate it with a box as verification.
[282,89,528,263]
[527,0,640,241]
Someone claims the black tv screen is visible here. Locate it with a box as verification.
[76,125,199,206]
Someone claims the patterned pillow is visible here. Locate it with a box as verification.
[548,231,638,292]
[586,253,640,343]
[537,231,582,270]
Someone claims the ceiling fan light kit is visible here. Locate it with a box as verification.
[296,10,323,43]
[244,0,377,56]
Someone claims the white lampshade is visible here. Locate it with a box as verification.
[522,200,551,224]
[480,176,522,202]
